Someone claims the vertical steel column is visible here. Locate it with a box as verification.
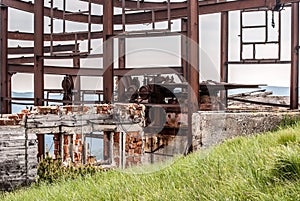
[0,5,8,114]
[187,0,199,154]
[34,0,44,106]
[181,18,188,81]
[291,2,299,109]
[34,0,45,159]
[118,38,126,101]
[72,54,81,102]
[103,0,114,103]
[72,36,80,102]
[220,10,229,109]
[7,73,11,114]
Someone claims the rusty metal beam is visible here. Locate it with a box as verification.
[113,0,300,24]
[290,2,299,109]
[118,38,126,101]
[8,44,77,54]
[8,31,106,41]
[7,73,11,114]
[103,0,114,103]
[72,52,81,102]
[3,0,300,25]
[34,0,44,107]
[8,30,181,41]
[8,57,34,64]
[114,0,294,24]
[1,0,99,24]
[181,18,188,81]
[187,0,199,154]
[34,0,44,159]
[220,9,229,109]
[0,5,9,114]
[8,64,103,76]
[80,0,187,9]
[227,60,291,64]
[114,67,183,76]
[8,64,182,76]
[8,54,103,64]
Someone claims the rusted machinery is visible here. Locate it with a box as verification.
[61,75,74,104]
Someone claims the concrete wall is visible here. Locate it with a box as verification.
[192,111,300,150]
[0,126,38,191]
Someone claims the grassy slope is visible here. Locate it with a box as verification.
[2,124,300,201]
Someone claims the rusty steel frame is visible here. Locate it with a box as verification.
[239,9,281,61]
[0,0,300,159]
[2,0,299,25]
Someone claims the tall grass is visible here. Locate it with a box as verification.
[2,123,300,201]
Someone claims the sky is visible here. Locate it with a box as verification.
[7,0,296,92]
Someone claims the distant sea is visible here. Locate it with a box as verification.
[11,86,289,161]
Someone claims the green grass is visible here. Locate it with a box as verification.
[2,122,300,200]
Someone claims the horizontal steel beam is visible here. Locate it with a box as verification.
[8,44,77,54]
[8,64,182,76]
[3,0,300,25]
[8,57,33,64]
[8,30,182,41]
[227,59,291,64]
[79,0,187,9]
[114,67,183,76]
[8,31,106,41]
[8,64,104,76]
[1,0,100,24]
[8,54,103,64]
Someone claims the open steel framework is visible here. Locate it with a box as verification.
[0,0,299,112]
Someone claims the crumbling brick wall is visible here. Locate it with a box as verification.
[113,132,143,168]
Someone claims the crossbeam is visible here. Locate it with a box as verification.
[8,64,182,76]
[2,0,300,25]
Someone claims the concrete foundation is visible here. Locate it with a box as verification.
[192,110,300,149]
